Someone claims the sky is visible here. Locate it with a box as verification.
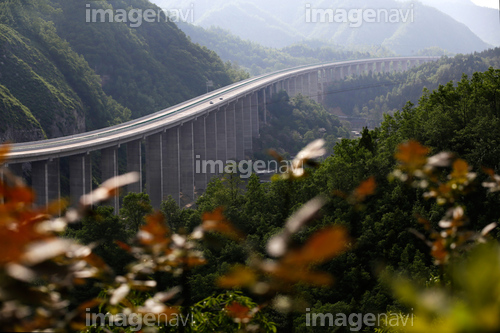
[470,0,499,8]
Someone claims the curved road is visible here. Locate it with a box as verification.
[7,56,440,164]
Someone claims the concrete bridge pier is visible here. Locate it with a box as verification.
[69,153,92,207]
[300,74,307,98]
[251,92,259,138]
[205,112,218,177]
[32,158,60,210]
[410,60,418,68]
[243,95,253,156]
[375,62,382,73]
[216,108,227,164]
[310,71,319,102]
[180,122,195,203]
[259,88,267,124]
[146,133,164,208]
[289,77,296,97]
[193,117,207,195]
[400,60,408,72]
[343,65,351,78]
[350,64,358,76]
[334,67,342,81]
[296,75,304,96]
[225,103,237,161]
[235,99,245,161]
[384,61,392,73]
[126,140,142,194]
[101,147,119,212]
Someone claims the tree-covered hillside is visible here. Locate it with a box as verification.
[0,0,247,142]
[0,1,131,140]
[324,47,500,126]
[178,23,393,76]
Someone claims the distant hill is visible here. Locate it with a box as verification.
[177,23,394,75]
[154,0,491,55]
[418,0,500,47]
[0,0,244,142]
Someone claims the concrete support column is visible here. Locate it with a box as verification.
[362,63,369,75]
[384,61,391,73]
[343,66,351,78]
[193,117,207,196]
[410,59,417,68]
[69,153,92,206]
[326,68,332,83]
[180,122,194,203]
[350,64,358,76]
[127,140,142,194]
[32,159,60,210]
[335,67,342,81]
[235,99,245,160]
[251,92,259,138]
[205,112,218,178]
[402,60,408,71]
[375,62,382,73]
[296,75,303,95]
[303,74,308,92]
[216,108,227,163]
[260,88,268,124]
[101,147,119,213]
[310,71,319,103]
[225,103,237,161]
[163,127,180,205]
[243,95,253,156]
[289,77,295,97]
[146,133,163,209]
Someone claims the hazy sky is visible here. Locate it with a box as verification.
[470,0,499,8]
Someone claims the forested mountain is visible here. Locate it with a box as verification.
[0,0,245,142]
[324,47,500,126]
[155,0,490,55]
[178,23,393,76]
[0,1,129,141]
[419,0,500,47]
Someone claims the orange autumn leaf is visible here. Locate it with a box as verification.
[262,262,334,286]
[202,207,244,241]
[8,186,35,204]
[353,177,376,202]
[0,144,11,165]
[395,140,430,171]
[217,265,257,288]
[115,240,132,252]
[0,221,48,265]
[431,238,448,263]
[283,226,349,265]
[225,302,252,322]
[139,212,169,245]
[450,159,469,181]
[183,256,207,268]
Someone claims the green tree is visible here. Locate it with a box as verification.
[119,192,153,233]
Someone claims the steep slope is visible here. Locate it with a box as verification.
[0,0,244,142]
[46,0,240,118]
[0,85,45,143]
[0,0,131,140]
